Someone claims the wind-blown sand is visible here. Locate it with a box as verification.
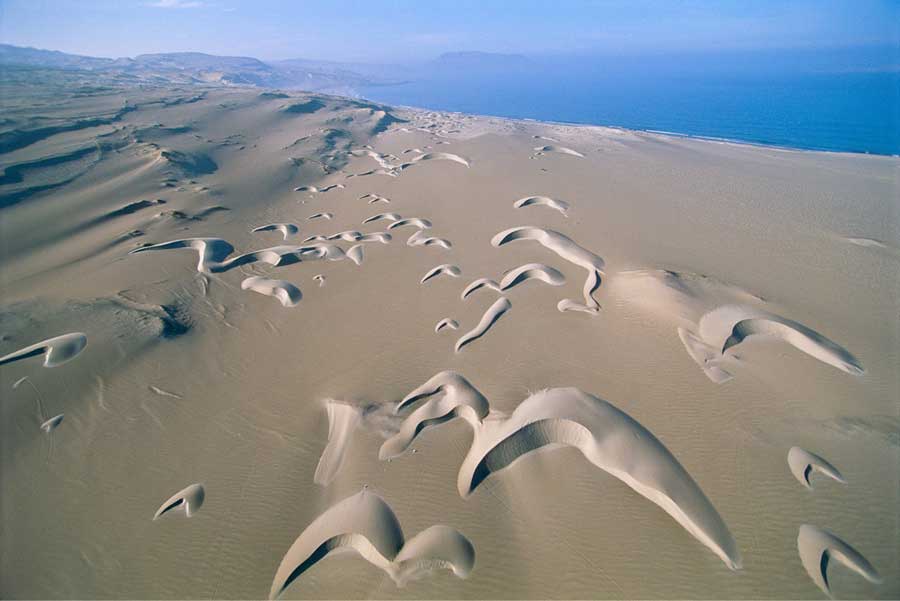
[0,79,897,599]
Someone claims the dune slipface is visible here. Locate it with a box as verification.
[153,483,205,520]
[314,401,362,486]
[435,318,459,333]
[40,414,64,433]
[268,489,474,598]
[0,333,88,368]
[492,227,604,314]
[461,278,501,300]
[533,145,584,158]
[240,276,302,308]
[499,263,565,291]
[362,212,401,224]
[788,447,846,490]
[797,525,882,597]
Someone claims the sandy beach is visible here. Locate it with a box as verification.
[1,79,897,599]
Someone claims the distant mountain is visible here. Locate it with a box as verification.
[0,44,396,94]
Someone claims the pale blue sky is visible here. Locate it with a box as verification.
[0,0,897,63]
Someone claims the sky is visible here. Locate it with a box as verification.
[0,0,897,63]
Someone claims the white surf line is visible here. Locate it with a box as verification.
[797,525,882,597]
[268,489,474,599]
[241,276,302,308]
[420,264,461,284]
[153,483,205,520]
[455,297,512,352]
[492,227,604,314]
[381,371,742,571]
[0,333,88,368]
[787,447,846,489]
[253,223,299,240]
[513,196,570,216]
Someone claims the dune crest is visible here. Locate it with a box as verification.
[241,276,302,308]
[268,490,474,598]
[461,277,502,300]
[499,263,565,291]
[314,401,362,486]
[455,297,512,352]
[797,525,882,597]
[153,483,205,520]
[513,196,570,216]
[362,212,401,224]
[0,333,88,368]
[40,414,64,433]
[533,145,584,158]
[388,217,433,230]
[788,447,846,489]
[407,230,452,249]
[306,212,333,221]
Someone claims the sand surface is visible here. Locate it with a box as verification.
[1,79,898,599]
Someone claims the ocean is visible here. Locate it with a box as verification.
[361,54,899,156]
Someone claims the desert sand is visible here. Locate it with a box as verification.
[0,78,897,599]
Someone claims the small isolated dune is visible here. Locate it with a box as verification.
[407,230,452,249]
[492,227,604,314]
[787,447,846,489]
[363,212,401,224]
[399,152,470,170]
[358,232,392,244]
[533,145,585,158]
[253,223,299,240]
[241,276,302,308]
[268,489,474,598]
[435,318,459,333]
[499,263,565,291]
[459,387,742,570]
[381,371,489,460]
[153,483,205,520]
[40,414,64,433]
[421,264,461,284]
[680,305,865,382]
[306,212,333,221]
[455,297,512,352]
[129,237,235,273]
[513,196,570,216]
[0,333,88,368]
[314,401,362,486]
[797,525,882,597]
[461,278,501,300]
[347,244,364,265]
[359,193,391,204]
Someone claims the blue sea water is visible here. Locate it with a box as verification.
[361,54,899,156]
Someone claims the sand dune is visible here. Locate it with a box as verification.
[313,274,325,287]
[306,212,333,221]
[788,447,845,490]
[241,276,302,308]
[492,227,604,314]
[513,196,570,216]
[383,373,741,570]
[153,483,205,520]
[40,414,64,433]
[679,305,865,382]
[461,278,502,300]
[435,318,459,332]
[325,230,364,242]
[532,145,584,158]
[269,489,474,598]
[388,217,433,230]
[253,223,299,240]
[797,525,882,597]
[359,193,391,204]
[400,152,470,169]
[407,230,452,249]
[455,297,512,352]
[380,371,489,460]
[498,262,565,291]
[358,232,392,244]
[362,212,401,224]
[0,332,88,368]
[347,244,364,265]
[421,264,461,284]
